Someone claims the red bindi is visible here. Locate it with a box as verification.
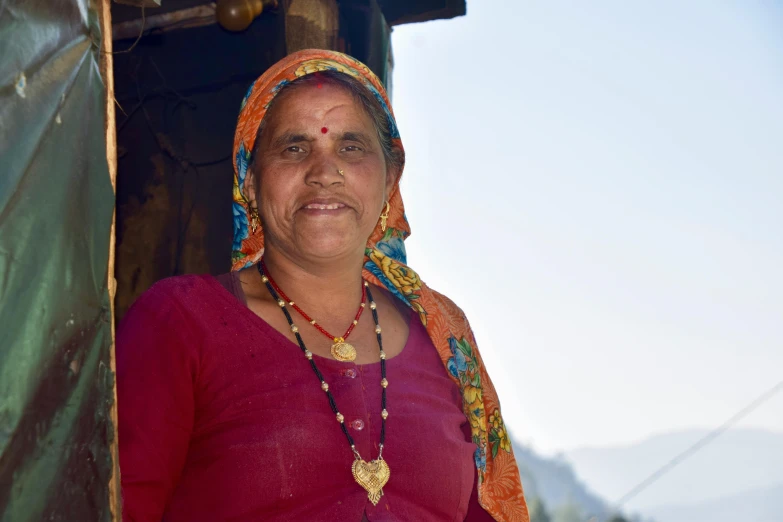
[317,83,323,89]
[321,127,328,134]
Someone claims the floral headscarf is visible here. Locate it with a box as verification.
[232,49,529,522]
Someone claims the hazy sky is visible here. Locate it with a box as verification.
[391,0,783,455]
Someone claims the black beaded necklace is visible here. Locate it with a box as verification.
[256,262,390,505]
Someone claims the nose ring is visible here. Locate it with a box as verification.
[338,169,345,176]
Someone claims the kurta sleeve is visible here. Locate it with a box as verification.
[116,287,200,522]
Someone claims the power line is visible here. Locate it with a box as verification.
[607,378,783,518]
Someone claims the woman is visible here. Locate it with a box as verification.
[117,49,529,522]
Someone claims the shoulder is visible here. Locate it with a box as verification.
[116,277,218,392]
[117,274,230,359]
[143,273,219,302]
[120,274,226,330]
[134,274,222,311]
[422,282,469,323]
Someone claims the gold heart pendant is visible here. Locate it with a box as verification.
[331,341,357,362]
[351,458,390,505]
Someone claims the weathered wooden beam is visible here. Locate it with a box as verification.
[285,0,339,53]
[112,4,216,40]
[113,0,162,7]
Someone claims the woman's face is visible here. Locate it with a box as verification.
[247,82,397,263]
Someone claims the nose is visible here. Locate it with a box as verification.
[304,154,344,188]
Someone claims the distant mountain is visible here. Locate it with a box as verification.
[564,428,783,520]
[512,438,611,520]
[645,482,783,522]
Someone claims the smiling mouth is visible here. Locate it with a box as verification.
[303,203,347,210]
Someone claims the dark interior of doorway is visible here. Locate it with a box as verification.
[112,6,284,321]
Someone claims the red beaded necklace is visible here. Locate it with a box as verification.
[260,259,366,361]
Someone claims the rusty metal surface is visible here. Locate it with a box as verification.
[0,0,117,520]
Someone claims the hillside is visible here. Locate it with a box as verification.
[512,439,610,520]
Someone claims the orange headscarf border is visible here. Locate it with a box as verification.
[231,49,528,521]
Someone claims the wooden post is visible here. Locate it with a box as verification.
[284,0,339,53]
[97,0,122,519]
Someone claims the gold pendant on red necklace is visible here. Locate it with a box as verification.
[330,338,357,362]
[260,260,366,362]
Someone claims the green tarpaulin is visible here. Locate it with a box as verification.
[0,0,117,520]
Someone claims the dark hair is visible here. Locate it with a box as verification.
[250,70,404,174]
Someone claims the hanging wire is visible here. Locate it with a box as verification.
[604,378,783,520]
[110,5,146,55]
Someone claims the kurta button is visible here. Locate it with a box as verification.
[341,368,357,378]
[351,419,365,430]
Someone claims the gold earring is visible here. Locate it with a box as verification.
[379,201,390,232]
[338,168,345,176]
[249,206,260,232]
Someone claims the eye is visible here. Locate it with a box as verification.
[286,146,304,153]
[341,145,364,152]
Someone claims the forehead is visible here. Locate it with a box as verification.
[262,82,375,133]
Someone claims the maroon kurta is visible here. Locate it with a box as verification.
[117,274,494,521]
